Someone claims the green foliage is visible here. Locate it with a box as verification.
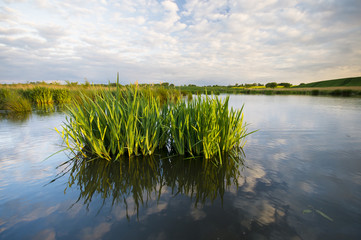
[54,89,71,103]
[303,205,334,222]
[58,86,166,160]
[0,88,11,109]
[3,91,32,112]
[265,82,278,88]
[83,79,91,88]
[168,95,249,162]
[279,82,292,88]
[31,87,54,104]
[296,76,361,88]
[57,86,251,165]
[65,80,78,87]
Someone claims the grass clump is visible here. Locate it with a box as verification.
[57,85,251,164]
[58,86,165,160]
[31,87,54,104]
[168,95,249,161]
[0,88,11,109]
[2,91,32,113]
[54,89,71,103]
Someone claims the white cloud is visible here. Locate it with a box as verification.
[0,0,360,85]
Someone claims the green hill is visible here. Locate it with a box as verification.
[297,76,361,88]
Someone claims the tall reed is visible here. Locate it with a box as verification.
[57,85,251,165]
[2,91,32,112]
[0,88,10,109]
[58,86,165,160]
[54,89,71,103]
[168,95,249,162]
[31,87,54,104]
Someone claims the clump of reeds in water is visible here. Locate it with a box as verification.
[31,87,54,104]
[168,94,249,162]
[1,90,32,113]
[58,85,165,160]
[57,85,251,165]
[54,89,71,104]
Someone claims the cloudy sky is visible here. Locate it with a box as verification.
[0,0,360,85]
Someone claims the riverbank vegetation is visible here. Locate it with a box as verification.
[0,82,186,113]
[1,76,360,113]
[177,76,361,96]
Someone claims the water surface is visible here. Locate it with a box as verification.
[0,95,361,239]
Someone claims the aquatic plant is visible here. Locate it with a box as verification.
[2,92,32,112]
[54,89,71,103]
[57,85,251,164]
[31,87,54,104]
[168,95,250,162]
[58,86,165,160]
[303,205,334,222]
[0,88,11,109]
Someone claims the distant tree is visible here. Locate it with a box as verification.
[265,82,278,88]
[279,82,292,88]
[84,78,91,88]
[65,80,78,86]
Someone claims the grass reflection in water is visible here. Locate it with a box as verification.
[55,150,245,219]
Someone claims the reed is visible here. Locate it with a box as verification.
[0,88,10,109]
[31,87,54,104]
[168,95,249,162]
[2,91,32,112]
[57,85,251,164]
[53,89,71,103]
[58,86,165,160]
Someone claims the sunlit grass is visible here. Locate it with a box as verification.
[57,85,251,165]
[3,91,32,112]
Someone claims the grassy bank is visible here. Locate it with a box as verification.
[2,76,360,113]
[0,83,185,113]
[175,76,361,96]
[295,76,361,88]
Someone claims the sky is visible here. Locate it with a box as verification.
[0,0,360,86]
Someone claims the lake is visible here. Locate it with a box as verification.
[0,95,361,240]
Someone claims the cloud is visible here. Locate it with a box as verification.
[0,0,360,85]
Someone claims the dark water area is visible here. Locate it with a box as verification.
[0,95,361,239]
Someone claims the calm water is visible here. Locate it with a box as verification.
[0,95,361,240]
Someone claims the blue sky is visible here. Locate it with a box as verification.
[0,0,360,85]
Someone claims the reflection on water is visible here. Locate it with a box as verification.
[1,95,361,239]
[0,103,67,122]
[0,111,32,122]
[35,103,67,116]
[58,152,244,218]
